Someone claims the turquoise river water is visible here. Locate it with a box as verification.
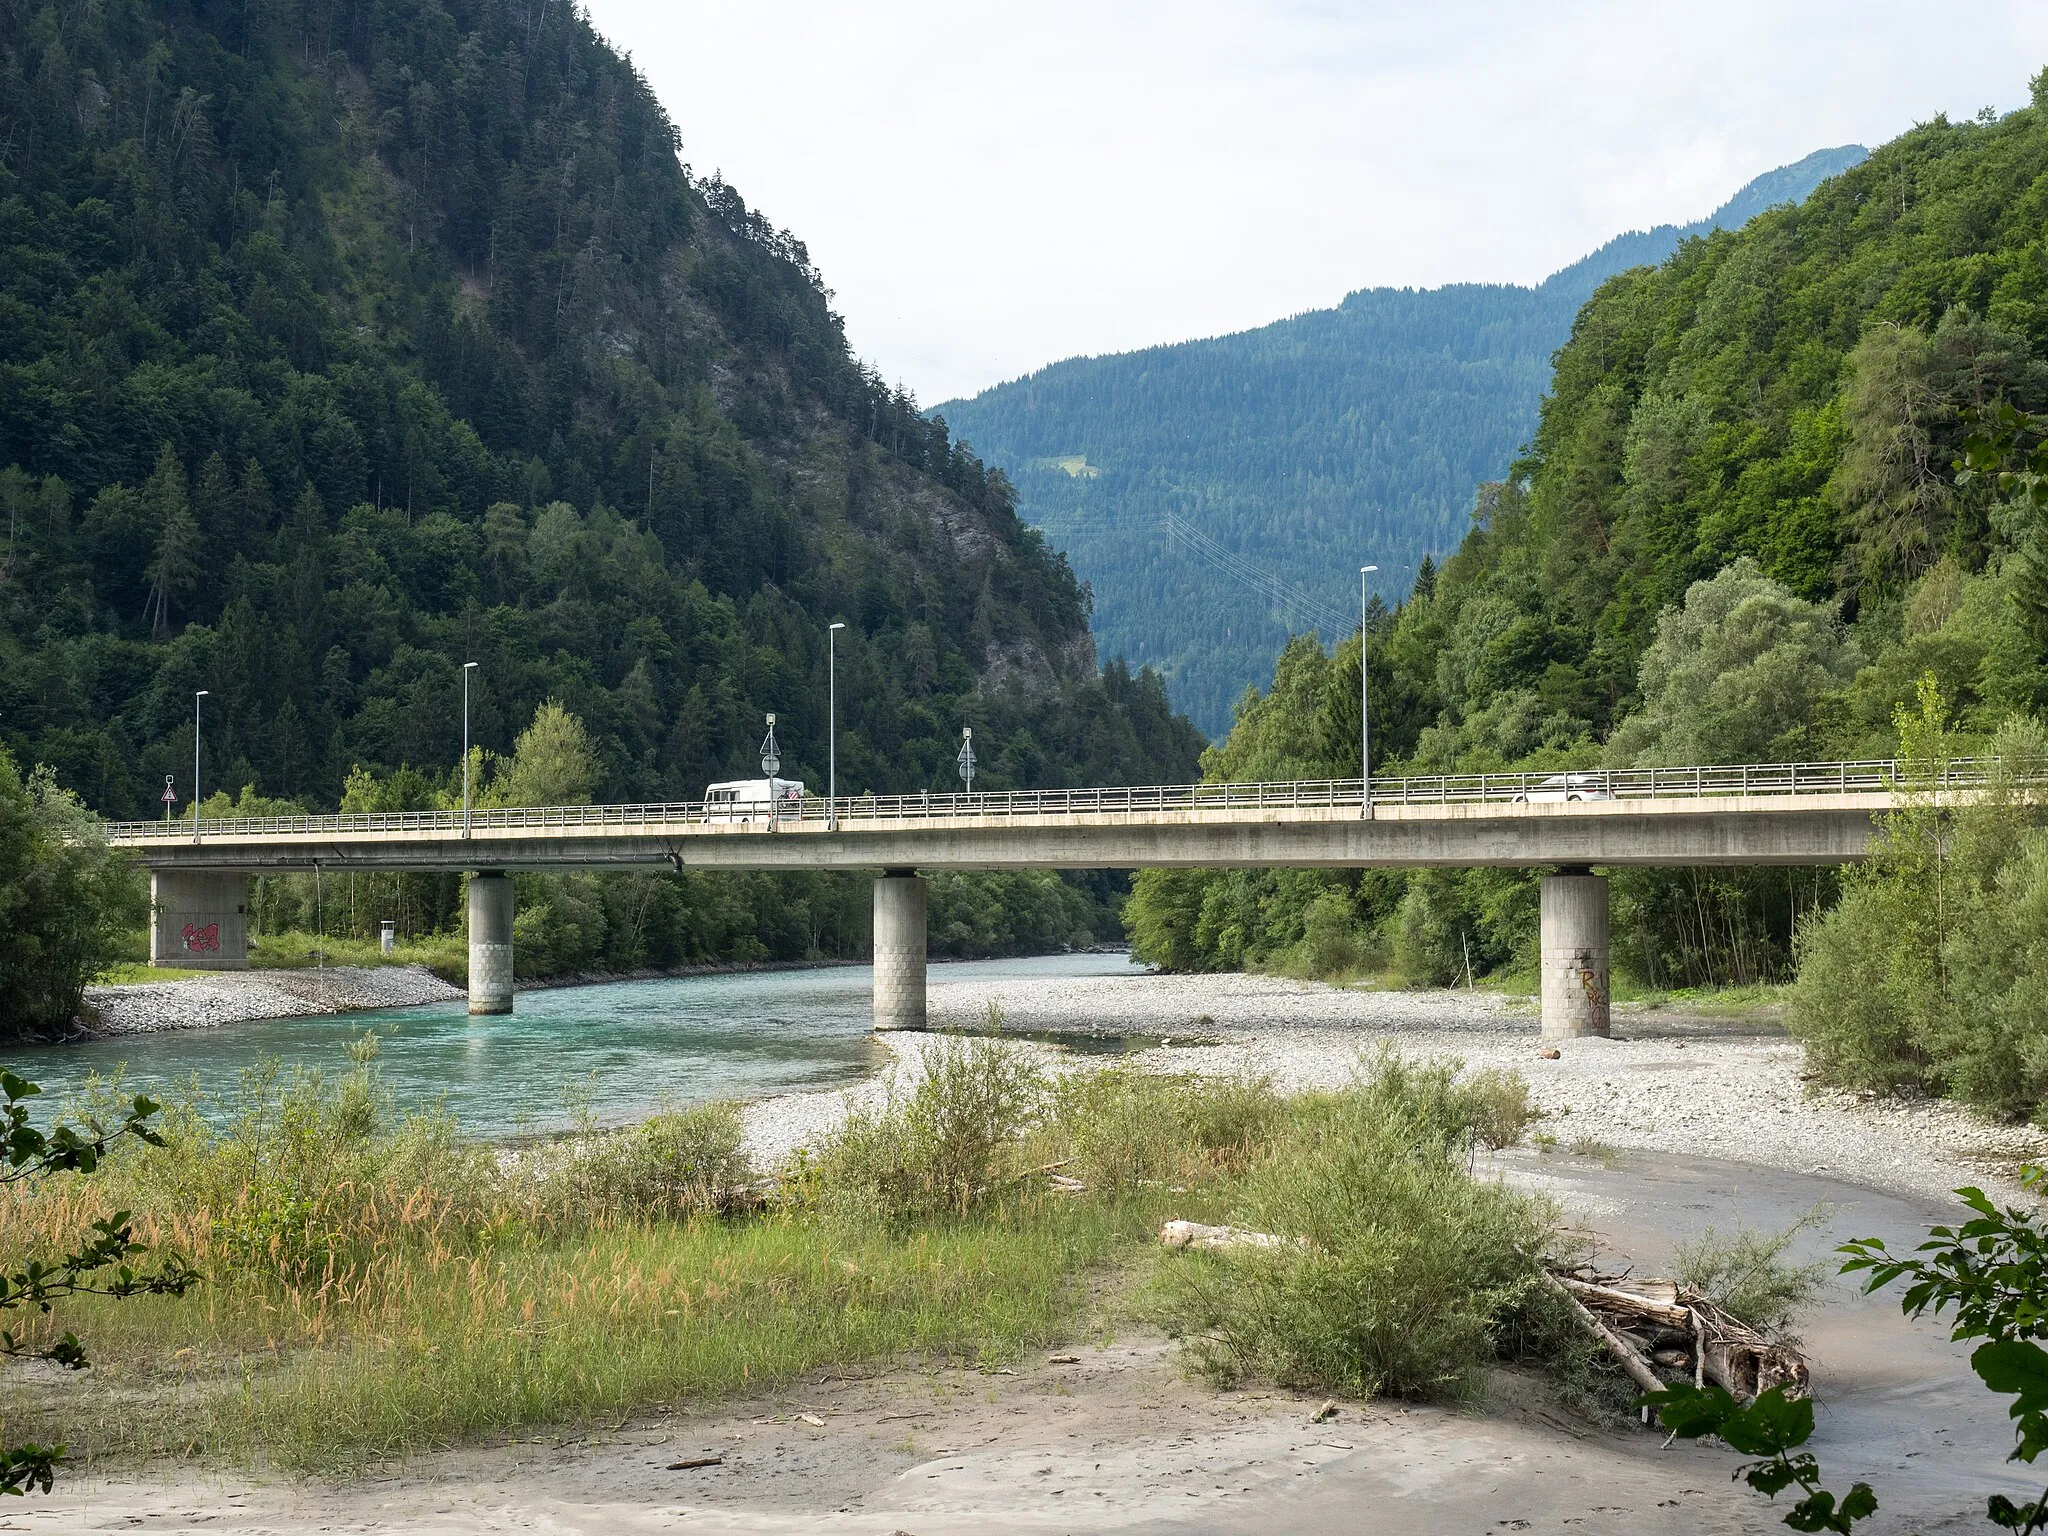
[10,953,1146,1140]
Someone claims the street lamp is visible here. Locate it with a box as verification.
[1360,566,1378,820]
[193,690,209,843]
[462,661,479,838]
[827,622,845,829]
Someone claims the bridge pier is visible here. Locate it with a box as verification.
[873,869,927,1031]
[468,872,515,1015]
[1540,869,1610,1040]
[149,871,249,969]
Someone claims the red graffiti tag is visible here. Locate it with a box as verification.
[181,922,220,954]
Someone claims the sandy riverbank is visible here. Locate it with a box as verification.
[33,1154,2037,1534]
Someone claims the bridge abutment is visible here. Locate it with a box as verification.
[873,870,927,1031]
[1540,869,1609,1040]
[468,872,515,1016]
[149,871,249,969]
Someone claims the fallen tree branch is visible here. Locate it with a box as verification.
[1538,1268,1663,1396]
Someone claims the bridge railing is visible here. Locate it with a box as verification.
[100,757,1999,844]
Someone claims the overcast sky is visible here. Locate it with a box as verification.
[582,1,2048,405]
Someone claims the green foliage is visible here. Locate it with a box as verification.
[925,870,1099,959]
[936,151,1865,734]
[0,0,1200,863]
[0,1069,199,1494]
[1646,1382,1878,1533]
[1153,1056,1553,1401]
[1042,1066,1282,1196]
[111,1037,497,1283]
[1461,1068,1539,1151]
[1605,559,1860,767]
[1673,1211,1831,1338]
[0,751,145,1035]
[485,701,599,808]
[1791,689,2048,1113]
[542,1103,752,1223]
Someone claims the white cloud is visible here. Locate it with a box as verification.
[582,0,2048,403]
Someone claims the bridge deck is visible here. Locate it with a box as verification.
[104,763,1929,872]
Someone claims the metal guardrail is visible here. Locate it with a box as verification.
[101,758,1983,845]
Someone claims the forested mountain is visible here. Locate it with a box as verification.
[936,146,1866,733]
[0,0,1200,821]
[1127,82,2048,992]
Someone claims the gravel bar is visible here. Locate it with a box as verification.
[743,967,2047,1204]
[82,966,463,1036]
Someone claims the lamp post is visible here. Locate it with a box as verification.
[193,690,209,843]
[1360,565,1378,819]
[827,623,845,829]
[462,661,479,838]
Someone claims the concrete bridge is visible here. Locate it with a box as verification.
[108,761,1922,1041]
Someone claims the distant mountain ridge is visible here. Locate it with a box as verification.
[935,145,1869,734]
[1542,146,1870,302]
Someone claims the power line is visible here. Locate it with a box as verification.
[1161,513,1355,638]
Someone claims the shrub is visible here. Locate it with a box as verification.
[0,754,145,1036]
[543,1101,753,1221]
[1674,1210,1830,1339]
[1789,694,2048,1115]
[1462,1068,1537,1150]
[1155,1055,1553,1402]
[1287,891,1372,980]
[811,1033,1045,1225]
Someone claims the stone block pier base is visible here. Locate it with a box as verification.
[873,870,927,1031]
[468,871,515,1015]
[1540,869,1610,1040]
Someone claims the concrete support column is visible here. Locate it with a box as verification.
[468,871,515,1016]
[149,871,250,969]
[872,869,927,1031]
[1540,869,1610,1040]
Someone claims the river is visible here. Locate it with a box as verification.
[12,953,1147,1141]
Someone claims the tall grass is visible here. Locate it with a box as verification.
[807,1032,1046,1225]
[0,1040,1556,1470]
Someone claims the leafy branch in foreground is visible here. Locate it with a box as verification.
[1645,1165,2048,1534]
[0,1069,201,1495]
[1842,1164,2048,1532]
[1644,1383,1876,1533]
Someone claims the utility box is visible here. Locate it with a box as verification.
[380,919,396,955]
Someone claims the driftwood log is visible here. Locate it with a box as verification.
[1158,1220,1303,1252]
[1543,1262,1810,1406]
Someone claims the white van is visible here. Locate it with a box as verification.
[702,777,808,824]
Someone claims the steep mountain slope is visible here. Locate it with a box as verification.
[0,0,1200,825]
[1373,98,2048,768]
[936,147,1866,733]
[1125,85,2048,988]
